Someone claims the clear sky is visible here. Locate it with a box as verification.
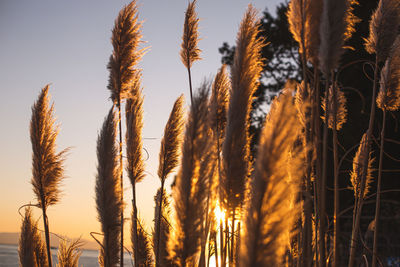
[0,0,282,245]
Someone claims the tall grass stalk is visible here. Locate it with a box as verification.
[57,239,83,267]
[30,85,67,267]
[107,2,144,265]
[155,95,184,267]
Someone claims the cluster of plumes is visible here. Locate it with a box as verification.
[350,133,375,199]
[95,109,122,267]
[377,37,400,111]
[222,5,265,215]
[168,85,210,266]
[180,0,201,69]
[319,0,359,76]
[153,189,173,267]
[364,0,400,63]
[19,208,47,267]
[126,85,145,184]
[133,218,154,267]
[321,84,348,130]
[56,239,83,267]
[287,0,323,65]
[30,85,67,209]
[107,0,144,103]
[158,95,185,181]
[240,88,303,266]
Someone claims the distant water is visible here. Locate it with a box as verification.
[0,244,133,267]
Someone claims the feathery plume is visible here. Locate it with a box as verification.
[222,4,265,215]
[377,37,400,111]
[133,218,154,267]
[30,85,66,209]
[321,85,347,130]
[168,85,210,266]
[19,207,47,267]
[108,0,144,103]
[153,189,173,267]
[30,85,67,267]
[126,86,145,184]
[294,80,310,128]
[239,90,302,266]
[350,133,374,199]
[57,239,83,267]
[96,108,122,267]
[364,0,400,62]
[319,0,359,76]
[180,0,201,69]
[287,0,323,65]
[158,95,185,181]
[210,65,230,142]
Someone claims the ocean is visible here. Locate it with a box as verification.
[0,244,133,267]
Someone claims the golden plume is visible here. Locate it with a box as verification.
[350,133,374,199]
[364,0,400,63]
[158,95,185,182]
[57,239,83,267]
[222,4,265,215]
[168,84,210,266]
[133,217,154,267]
[30,85,66,209]
[239,89,302,266]
[153,189,173,267]
[96,108,122,267]
[19,207,47,267]
[377,37,400,111]
[321,84,348,130]
[287,0,323,65]
[180,0,201,69]
[319,0,359,76]
[30,85,67,266]
[108,0,144,103]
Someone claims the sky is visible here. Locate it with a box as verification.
[0,0,282,246]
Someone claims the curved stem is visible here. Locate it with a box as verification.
[372,110,386,267]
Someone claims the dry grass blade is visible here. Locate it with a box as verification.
[222,4,265,214]
[153,189,173,267]
[350,133,374,199]
[108,0,145,103]
[319,0,359,76]
[126,85,145,184]
[364,0,400,62]
[377,37,400,111]
[180,0,201,69]
[30,85,67,209]
[239,89,302,266]
[168,85,210,266]
[133,217,154,267]
[96,108,122,267]
[19,207,47,267]
[57,239,83,267]
[287,0,323,65]
[321,84,347,130]
[158,95,185,181]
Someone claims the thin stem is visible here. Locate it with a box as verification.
[372,110,386,267]
[155,179,165,267]
[348,55,379,267]
[117,97,124,267]
[132,182,139,267]
[41,204,52,267]
[187,66,194,105]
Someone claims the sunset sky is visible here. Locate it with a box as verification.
[0,0,281,245]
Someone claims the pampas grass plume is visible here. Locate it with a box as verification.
[321,85,347,130]
[180,0,201,69]
[108,0,144,103]
[350,133,374,199]
[239,87,302,266]
[134,218,154,267]
[57,239,83,267]
[377,37,400,111]
[19,208,47,267]
[96,108,122,267]
[364,0,400,62]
